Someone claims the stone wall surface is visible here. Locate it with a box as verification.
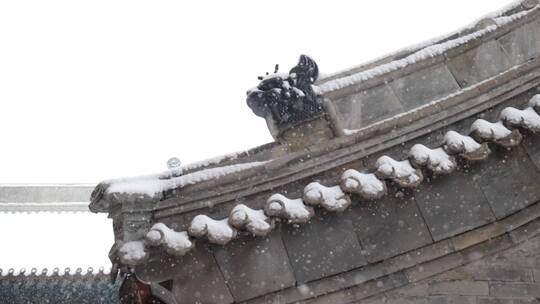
[360,234,540,304]
[140,124,540,303]
[118,85,540,304]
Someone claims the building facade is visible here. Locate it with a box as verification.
[7,1,540,303]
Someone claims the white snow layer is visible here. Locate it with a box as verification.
[145,223,193,256]
[501,107,540,132]
[318,0,528,83]
[443,131,483,153]
[340,169,386,200]
[188,215,236,245]
[318,7,533,93]
[118,241,147,265]
[483,0,531,19]
[493,8,532,26]
[339,63,522,137]
[179,150,245,172]
[529,94,540,110]
[409,145,456,175]
[343,129,358,136]
[443,130,491,160]
[229,204,272,237]
[375,156,423,187]
[470,119,513,140]
[265,194,314,224]
[303,182,351,212]
[106,161,266,197]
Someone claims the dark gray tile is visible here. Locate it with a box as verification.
[428,280,489,295]
[389,63,460,111]
[477,145,540,219]
[523,133,540,171]
[498,19,540,66]
[447,40,512,88]
[281,211,368,283]
[213,230,295,302]
[414,168,495,241]
[489,283,540,298]
[478,297,540,304]
[348,190,432,263]
[334,84,404,130]
[166,246,234,304]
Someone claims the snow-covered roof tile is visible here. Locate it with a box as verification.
[188,215,237,245]
[264,194,314,224]
[145,223,193,256]
[443,131,491,161]
[375,156,423,188]
[317,2,538,93]
[470,119,523,147]
[118,241,148,266]
[340,169,387,200]
[229,204,273,237]
[409,144,457,175]
[303,182,351,212]
[501,106,540,132]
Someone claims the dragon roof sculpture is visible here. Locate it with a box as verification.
[246,55,322,128]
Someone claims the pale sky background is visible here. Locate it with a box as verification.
[0,0,513,184]
[0,0,514,270]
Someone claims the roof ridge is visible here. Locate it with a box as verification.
[0,266,111,278]
[318,3,538,93]
[116,95,540,266]
[317,0,532,84]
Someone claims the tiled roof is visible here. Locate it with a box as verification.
[0,268,119,304]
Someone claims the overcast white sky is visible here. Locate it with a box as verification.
[0,0,515,184]
[0,0,520,274]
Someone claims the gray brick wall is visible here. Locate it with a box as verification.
[360,234,540,304]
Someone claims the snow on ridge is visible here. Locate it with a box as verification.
[145,223,193,256]
[340,169,387,200]
[303,182,351,212]
[107,99,540,267]
[106,161,267,197]
[229,204,273,237]
[340,65,522,137]
[319,7,534,93]
[99,150,247,190]
[528,94,540,109]
[443,130,491,161]
[188,215,236,245]
[375,156,423,188]
[118,241,148,266]
[319,0,527,83]
[343,129,358,136]
[471,119,512,140]
[265,194,314,224]
[444,131,483,153]
[409,145,456,175]
[483,0,533,19]
[494,9,531,25]
[319,27,490,93]
[501,107,540,132]
[180,150,245,172]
